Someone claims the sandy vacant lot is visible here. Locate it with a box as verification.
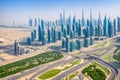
[0,27,31,61]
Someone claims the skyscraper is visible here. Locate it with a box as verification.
[63,9,65,26]
[34,18,37,27]
[60,13,63,26]
[103,16,108,36]
[76,39,83,50]
[31,31,34,42]
[48,29,51,43]
[62,38,66,48]
[63,28,67,37]
[84,38,90,47]
[113,19,117,35]
[58,31,61,40]
[118,17,120,32]
[78,23,82,36]
[108,18,113,37]
[29,17,32,27]
[90,37,94,45]
[42,36,46,46]
[38,25,42,42]
[70,41,75,52]
[81,8,85,26]
[66,36,70,52]
[52,28,57,43]
[70,31,74,39]
[41,19,44,30]
[67,24,71,35]
[84,27,90,38]
[27,37,31,45]
[14,40,19,55]
[90,8,92,23]
[61,24,64,32]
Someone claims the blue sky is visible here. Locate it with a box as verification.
[0,0,120,25]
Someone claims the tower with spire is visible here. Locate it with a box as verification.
[82,8,85,26]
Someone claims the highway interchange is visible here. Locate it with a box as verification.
[1,33,120,80]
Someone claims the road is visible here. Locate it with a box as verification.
[52,60,92,80]
[51,46,118,80]
[1,33,120,80]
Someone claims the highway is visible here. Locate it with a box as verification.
[52,60,92,80]
[1,33,120,80]
[51,45,118,80]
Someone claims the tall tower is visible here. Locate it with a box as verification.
[14,40,19,55]
[90,8,92,23]
[63,8,65,26]
[98,12,102,26]
[103,15,108,36]
[89,8,94,36]
[113,19,116,35]
[38,25,42,42]
[108,18,113,37]
[29,17,32,27]
[82,8,85,26]
[118,17,120,32]
[97,12,102,37]
[34,18,37,27]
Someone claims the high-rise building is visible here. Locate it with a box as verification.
[27,37,31,45]
[78,24,82,36]
[63,28,67,37]
[62,38,66,48]
[31,31,34,42]
[89,22,94,36]
[113,19,117,35]
[66,36,70,52]
[61,24,64,32]
[90,37,94,45]
[34,18,37,27]
[97,24,102,37]
[73,15,76,26]
[117,17,120,32]
[108,19,113,37]
[42,36,46,46]
[87,19,90,27]
[58,31,61,40]
[52,28,57,43]
[98,12,102,26]
[90,8,92,23]
[41,19,44,30]
[67,24,71,35]
[33,29,36,39]
[84,38,90,47]
[76,39,83,50]
[75,22,79,33]
[70,31,74,39]
[81,9,85,26]
[38,25,42,42]
[63,9,65,26]
[103,16,108,36]
[29,17,32,27]
[14,40,19,55]
[48,29,51,43]
[97,13,102,37]
[70,41,75,52]
[84,27,90,38]
[60,13,63,26]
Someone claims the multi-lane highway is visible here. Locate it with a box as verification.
[1,33,120,80]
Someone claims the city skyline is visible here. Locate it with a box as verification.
[0,0,120,25]
[0,0,120,26]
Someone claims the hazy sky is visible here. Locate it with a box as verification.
[0,0,120,25]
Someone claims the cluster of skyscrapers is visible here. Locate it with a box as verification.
[13,40,31,55]
[19,9,120,53]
